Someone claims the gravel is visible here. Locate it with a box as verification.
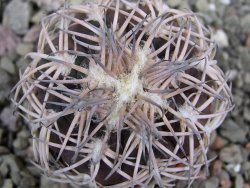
[195,0,209,12]
[220,119,248,143]
[2,179,13,188]
[0,105,19,132]
[0,57,16,74]
[23,25,41,43]
[16,43,34,56]
[0,26,19,56]
[204,177,220,188]
[235,174,244,188]
[239,47,250,71]
[243,107,250,122]
[220,145,243,164]
[3,0,31,35]
[0,0,250,188]
[213,29,229,48]
[40,176,70,188]
[166,0,182,7]
[0,69,12,103]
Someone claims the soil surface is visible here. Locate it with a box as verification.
[0,0,249,187]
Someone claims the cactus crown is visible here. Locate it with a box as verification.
[12,0,232,187]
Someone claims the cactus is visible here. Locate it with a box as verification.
[12,0,233,187]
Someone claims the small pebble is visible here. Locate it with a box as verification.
[0,57,15,74]
[0,70,11,103]
[0,26,19,56]
[0,106,18,132]
[213,29,229,48]
[219,170,232,188]
[235,174,244,188]
[13,128,30,150]
[205,177,219,188]
[246,141,250,149]
[31,10,45,24]
[240,14,250,29]
[19,174,37,188]
[244,184,250,188]
[10,170,21,185]
[23,25,41,43]
[2,179,13,188]
[40,176,71,188]
[167,0,182,7]
[0,162,9,177]
[220,145,243,164]
[3,0,31,35]
[0,128,3,143]
[244,72,250,84]
[220,179,232,188]
[208,3,216,11]
[16,43,34,56]
[239,47,250,71]
[246,34,250,47]
[13,137,29,150]
[196,0,209,12]
[220,119,247,143]
[34,0,64,11]
[211,160,223,176]
[244,107,250,122]
[211,135,228,150]
[0,146,10,155]
[226,163,241,173]
[220,0,231,5]
[3,154,23,173]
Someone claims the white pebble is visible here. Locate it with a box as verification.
[220,0,231,5]
[226,163,241,173]
[234,164,241,172]
[214,30,229,48]
[208,3,216,11]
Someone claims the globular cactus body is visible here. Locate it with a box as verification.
[12,0,232,187]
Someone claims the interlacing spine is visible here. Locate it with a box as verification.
[12,0,233,187]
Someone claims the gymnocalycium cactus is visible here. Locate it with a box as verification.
[12,0,233,187]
